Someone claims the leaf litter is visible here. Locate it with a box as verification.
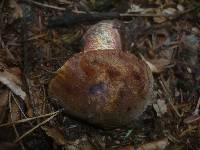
[0,0,200,150]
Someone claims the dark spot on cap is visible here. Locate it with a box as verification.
[89,82,107,95]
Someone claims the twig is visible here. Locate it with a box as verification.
[48,6,197,27]
[120,13,165,17]
[42,85,46,114]
[19,0,197,28]
[9,92,26,150]
[12,93,27,119]
[165,132,180,143]
[19,0,66,11]
[19,0,166,17]
[15,111,59,143]
[0,110,61,127]
[73,10,168,17]
[27,34,46,41]
[168,97,182,117]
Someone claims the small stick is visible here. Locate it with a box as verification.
[9,92,26,150]
[15,112,59,143]
[0,110,61,127]
[168,97,182,117]
[27,34,46,41]
[120,13,165,17]
[47,7,196,27]
[19,0,66,11]
[18,0,197,27]
[12,93,27,119]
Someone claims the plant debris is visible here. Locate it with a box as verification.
[0,0,200,149]
[0,69,26,100]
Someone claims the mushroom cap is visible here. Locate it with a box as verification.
[49,50,153,128]
[83,20,122,52]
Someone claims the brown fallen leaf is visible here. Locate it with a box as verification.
[149,58,171,73]
[144,58,171,73]
[42,126,66,145]
[153,16,167,24]
[140,54,171,73]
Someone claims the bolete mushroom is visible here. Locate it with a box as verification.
[83,20,122,52]
[49,20,153,129]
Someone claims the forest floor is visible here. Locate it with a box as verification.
[0,0,200,150]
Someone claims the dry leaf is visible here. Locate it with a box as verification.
[137,138,169,150]
[140,53,171,73]
[153,7,167,23]
[0,69,26,100]
[9,0,23,19]
[162,8,177,16]
[177,4,184,12]
[42,126,66,145]
[148,58,171,73]
[153,16,167,24]
[153,99,167,117]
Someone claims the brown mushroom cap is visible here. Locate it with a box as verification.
[49,50,153,128]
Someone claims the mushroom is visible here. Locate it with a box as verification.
[83,20,122,52]
[49,20,153,129]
